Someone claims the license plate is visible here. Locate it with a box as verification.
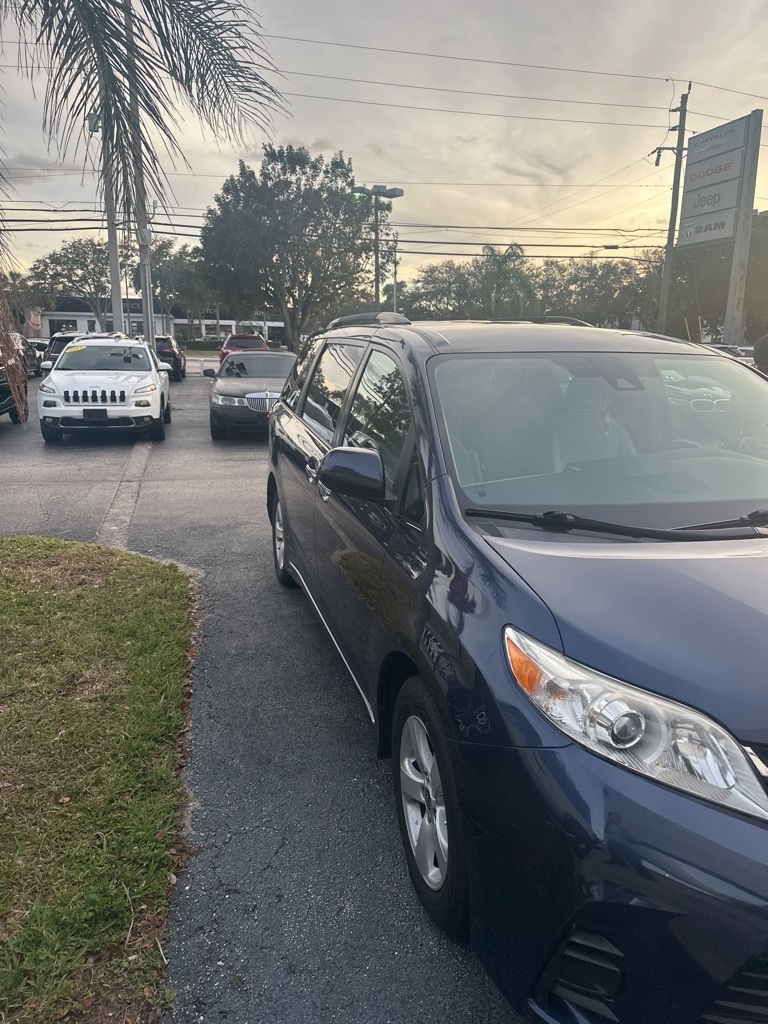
[83,408,108,421]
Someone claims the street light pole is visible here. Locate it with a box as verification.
[351,184,403,312]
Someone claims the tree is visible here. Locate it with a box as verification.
[400,261,477,319]
[201,146,394,350]
[26,237,136,329]
[472,244,535,318]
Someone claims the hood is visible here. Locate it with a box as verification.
[213,377,285,397]
[50,371,150,389]
[484,531,768,744]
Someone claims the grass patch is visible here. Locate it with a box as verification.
[0,537,195,1023]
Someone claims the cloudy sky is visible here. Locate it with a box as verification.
[2,0,768,281]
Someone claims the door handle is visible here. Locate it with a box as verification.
[318,482,331,502]
[305,458,318,483]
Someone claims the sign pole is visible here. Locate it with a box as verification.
[722,109,763,347]
[657,89,690,336]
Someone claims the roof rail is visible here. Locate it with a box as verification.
[325,311,412,331]
[500,316,592,327]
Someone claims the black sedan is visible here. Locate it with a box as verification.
[205,351,296,439]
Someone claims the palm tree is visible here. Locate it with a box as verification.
[474,243,535,319]
[0,0,283,418]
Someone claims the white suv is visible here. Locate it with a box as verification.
[38,335,173,443]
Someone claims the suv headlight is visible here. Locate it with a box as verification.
[134,381,157,395]
[38,381,57,394]
[504,626,768,821]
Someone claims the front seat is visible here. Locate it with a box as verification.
[466,393,556,482]
[555,377,637,469]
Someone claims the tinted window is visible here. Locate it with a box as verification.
[284,338,322,411]
[302,343,364,443]
[56,345,151,372]
[220,353,296,378]
[343,350,412,493]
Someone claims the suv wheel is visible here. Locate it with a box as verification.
[9,396,28,424]
[173,365,183,382]
[149,403,166,441]
[392,676,470,941]
[41,425,63,443]
[164,399,172,423]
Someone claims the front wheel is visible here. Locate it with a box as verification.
[209,415,227,440]
[164,399,172,424]
[41,425,63,443]
[392,676,470,941]
[272,494,296,587]
[9,397,27,424]
[148,405,166,441]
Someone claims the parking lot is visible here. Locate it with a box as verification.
[0,370,520,1024]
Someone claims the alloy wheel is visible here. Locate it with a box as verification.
[399,714,448,890]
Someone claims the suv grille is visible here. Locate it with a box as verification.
[697,949,768,1023]
[63,389,127,405]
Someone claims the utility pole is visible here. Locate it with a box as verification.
[124,2,155,350]
[393,242,398,313]
[88,109,124,334]
[657,85,691,335]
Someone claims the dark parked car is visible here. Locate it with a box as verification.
[219,332,269,363]
[153,335,186,381]
[205,350,296,439]
[24,338,46,376]
[0,334,29,423]
[45,330,86,366]
[268,312,768,1024]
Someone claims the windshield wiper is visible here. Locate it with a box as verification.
[677,509,768,531]
[463,507,762,541]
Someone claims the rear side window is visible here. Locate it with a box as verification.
[302,343,364,444]
[343,350,412,494]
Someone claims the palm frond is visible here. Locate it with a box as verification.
[0,0,283,216]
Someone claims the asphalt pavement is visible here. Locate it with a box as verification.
[0,369,522,1024]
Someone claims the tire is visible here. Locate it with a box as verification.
[209,415,227,440]
[173,366,183,383]
[41,425,63,444]
[181,363,187,379]
[149,404,166,441]
[392,676,470,941]
[164,399,172,423]
[9,397,28,424]
[272,494,297,587]
[34,363,42,378]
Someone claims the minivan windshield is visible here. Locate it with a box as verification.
[431,351,768,530]
[55,345,151,372]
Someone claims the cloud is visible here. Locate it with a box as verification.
[365,142,386,158]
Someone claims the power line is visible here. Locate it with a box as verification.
[268,34,672,84]
[282,69,671,111]
[268,34,768,102]
[283,91,669,128]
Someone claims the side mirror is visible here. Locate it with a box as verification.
[158,361,173,372]
[203,368,216,378]
[41,360,53,371]
[318,447,385,502]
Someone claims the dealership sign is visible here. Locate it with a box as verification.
[678,115,758,248]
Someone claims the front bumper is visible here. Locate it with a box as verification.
[39,400,161,432]
[210,406,270,431]
[460,743,768,1024]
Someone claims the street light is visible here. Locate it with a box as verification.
[351,184,403,310]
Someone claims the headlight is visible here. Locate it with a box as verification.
[504,627,768,821]
[134,381,157,395]
[38,381,56,394]
[212,394,246,406]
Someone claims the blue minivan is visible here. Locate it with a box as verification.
[268,313,768,1024]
